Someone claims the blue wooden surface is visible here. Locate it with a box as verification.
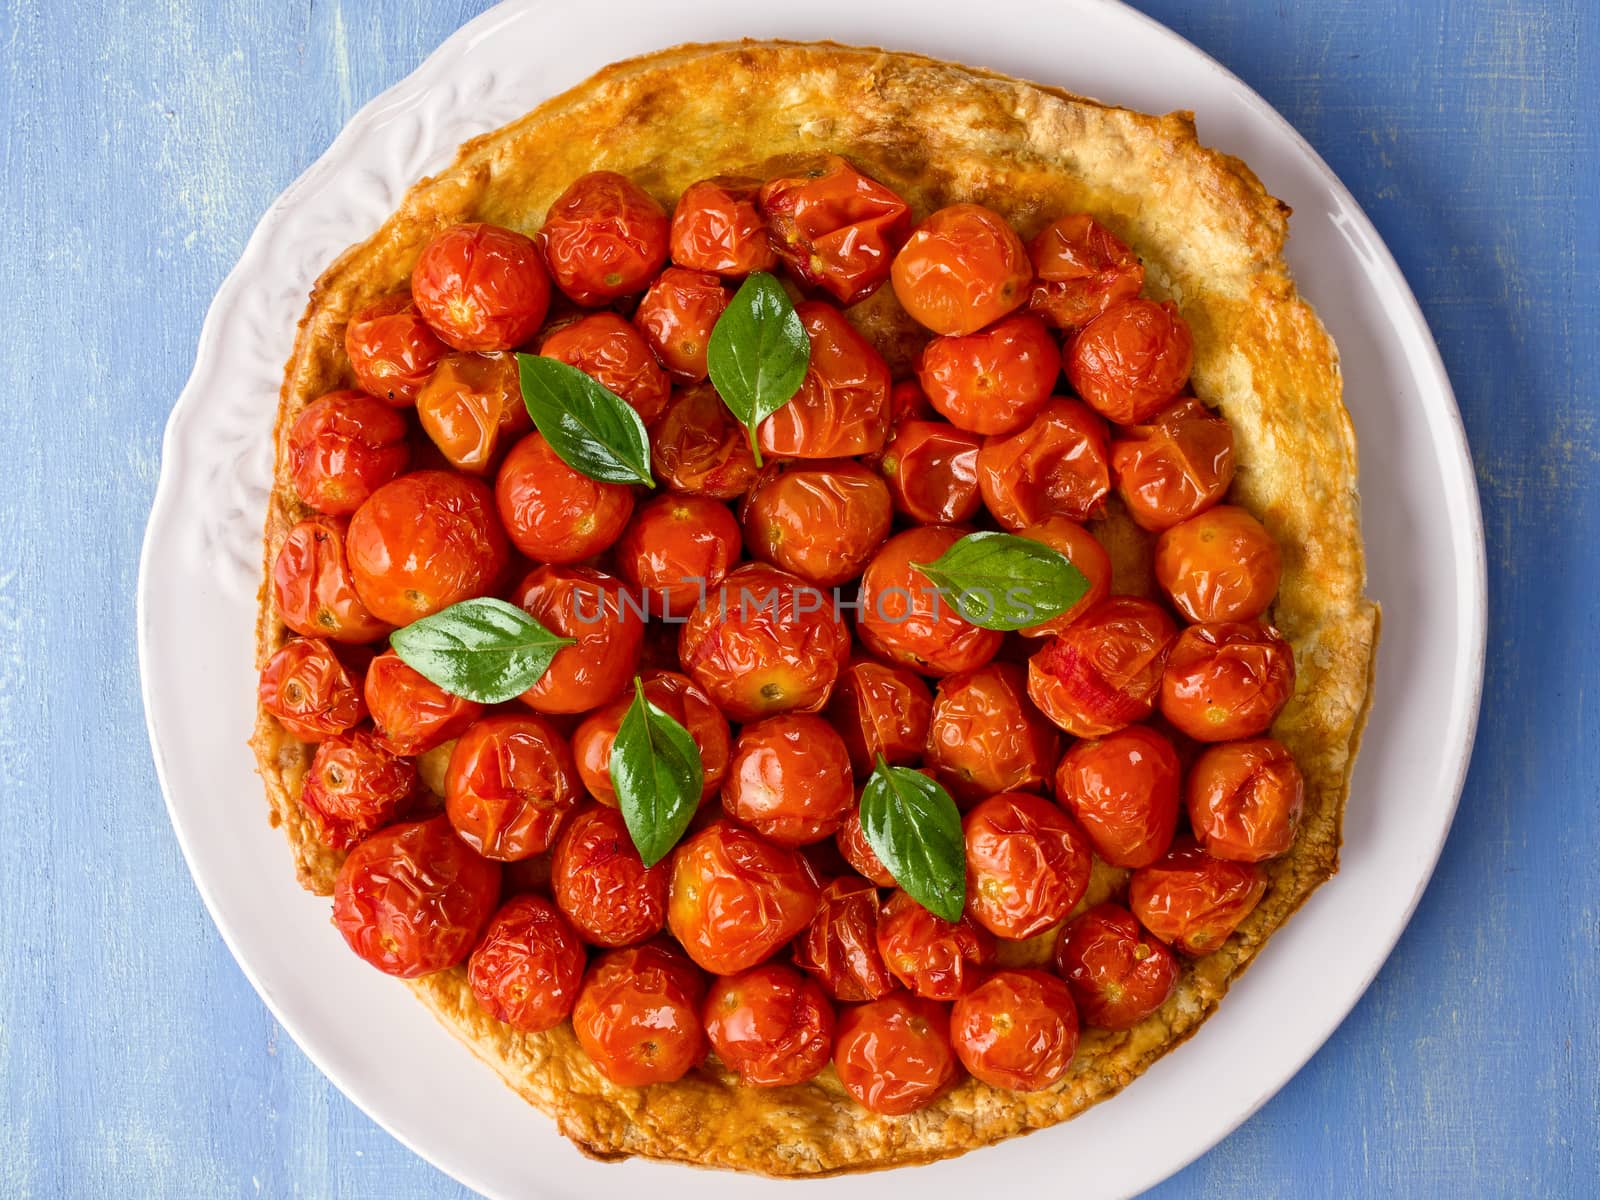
[1,0,1593,1195]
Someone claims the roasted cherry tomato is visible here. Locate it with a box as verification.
[1110,398,1236,531]
[539,171,670,305]
[363,648,483,756]
[1186,737,1304,862]
[890,203,1032,336]
[510,564,645,714]
[757,302,891,460]
[876,888,994,1000]
[287,389,411,516]
[833,992,958,1115]
[1155,505,1282,623]
[258,637,367,742]
[759,155,911,304]
[1055,725,1181,868]
[1013,516,1113,637]
[857,526,1004,677]
[1129,837,1267,955]
[467,894,587,1032]
[824,658,935,776]
[634,267,730,382]
[667,821,821,974]
[1026,214,1145,331]
[886,378,936,427]
[444,713,582,861]
[670,176,779,277]
[1056,902,1180,1029]
[272,516,391,643]
[976,398,1111,529]
[679,563,851,722]
[950,967,1079,1092]
[835,805,896,886]
[551,804,671,946]
[346,470,509,626]
[651,383,760,498]
[1159,621,1295,742]
[345,293,448,406]
[742,459,893,586]
[572,942,707,1086]
[915,314,1060,437]
[925,663,1058,804]
[616,493,742,619]
[723,714,854,846]
[572,670,730,805]
[411,222,551,351]
[539,312,671,425]
[962,792,1093,939]
[1026,596,1177,737]
[495,431,635,564]
[1065,298,1193,425]
[703,962,835,1087]
[877,419,983,524]
[331,815,502,977]
[793,876,897,1002]
[414,351,532,474]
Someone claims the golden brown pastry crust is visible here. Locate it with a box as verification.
[251,40,1378,1174]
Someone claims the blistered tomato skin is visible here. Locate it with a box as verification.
[833,993,959,1116]
[825,658,935,776]
[1055,725,1182,868]
[962,792,1094,940]
[288,390,411,516]
[651,384,761,499]
[495,432,635,565]
[757,302,892,460]
[890,203,1032,336]
[759,155,912,305]
[634,267,730,382]
[876,888,995,1000]
[572,670,730,806]
[877,420,983,525]
[666,821,821,975]
[857,526,1005,677]
[572,943,707,1086]
[345,293,448,406]
[1013,516,1113,637]
[1129,837,1267,956]
[793,876,897,1002]
[345,470,510,627]
[551,805,671,947]
[411,222,551,351]
[363,649,483,757]
[331,815,502,978]
[836,805,897,886]
[925,663,1059,804]
[511,565,645,715]
[915,315,1061,437]
[1056,902,1180,1030]
[467,894,587,1033]
[670,176,779,277]
[258,638,367,742]
[950,968,1079,1092]
[617,493,741,618]
[1110,398,1236,531]
[1065,298,1194,425]
[742,459,893,587]
[977,399,1112,530]
[1186,737,1304,862]
[703,963,835,1087]
[1155,505,1283,623]
[1027,214,1145,331]
[539,312,672,425]
[444,713,583,861]
[1026,596,1178,737]
[723,714,854,847]
[539,171,671,306]
[272,516,392,643]
[1158,621,1296,743]
[415,352,532,475]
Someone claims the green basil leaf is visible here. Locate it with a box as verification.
[516,353,654,486]
[859,759,965,924]
[912,531,1090,631]
[705,270,810,466]
[389,597,574,704]
[611,678,704,867]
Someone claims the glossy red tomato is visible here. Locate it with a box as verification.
[915,314,1061,437]
[363,648,483,756]
[257,637,367,742]
[510,564,645,714]
[962,792,1093,939]
[793,876,897,1002]
[1129,837,1267,955]
[539,171,670,305]
[414,351,532,474]
[723,714,854,846]
[272,516,391,643]
[824,658,935,776]
[925,663,1058,804]
[976,399,1111,529]
[757,302,891,460]
[678,563,851,722]
[890,203,1032,336]
[572,670,730,805]
[1056,902,1180,1029]
[467,894,587,1032]
[331,815,502,977]
[759,155,911,304]
[950,968,1079,1092]
[876,419,983,524]
[667,821,821,974]
[1110,398,1236,531]
[444,713,582,861]
[857,526,1005,677]
[1065,298,1193,425]
[651,383,760,498]
[1013,516,1113,637]
[616,493,741,619]
[1186,737,1304,862]
[1026,214,1145,331]
[551,804,671,946]
[411,222,551,351]
[669,176,779,276]
[702,963,833,1088]
[345,293,448,405]
[346,470,510,626]
[539,312,672,425]
[876,888,995,1000]
[634,267,730,382]
[1159,621,1296,742]
[1026,596,1178,737]
[494,431,635,564]
[287,389,411,516]
[742,459,893,586]
[1155,505,1282,623]
[572,942,707,1086]
[1055,725,1181,868]
[835,805,896,886]
[833,992,959,1115]
[886,378,936,427]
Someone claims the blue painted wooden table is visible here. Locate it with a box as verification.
[2,1,1593,1195]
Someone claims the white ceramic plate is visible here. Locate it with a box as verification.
[138,1,1485,1196]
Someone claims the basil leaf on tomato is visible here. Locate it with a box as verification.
[859,758,965,923]
[912,530,1089,631]
[705,270,810,466]
[516,353,654,486]
[389,597,573,704]
[611,678,704,867]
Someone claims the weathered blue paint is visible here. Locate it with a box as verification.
[0,0,1592,1195]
